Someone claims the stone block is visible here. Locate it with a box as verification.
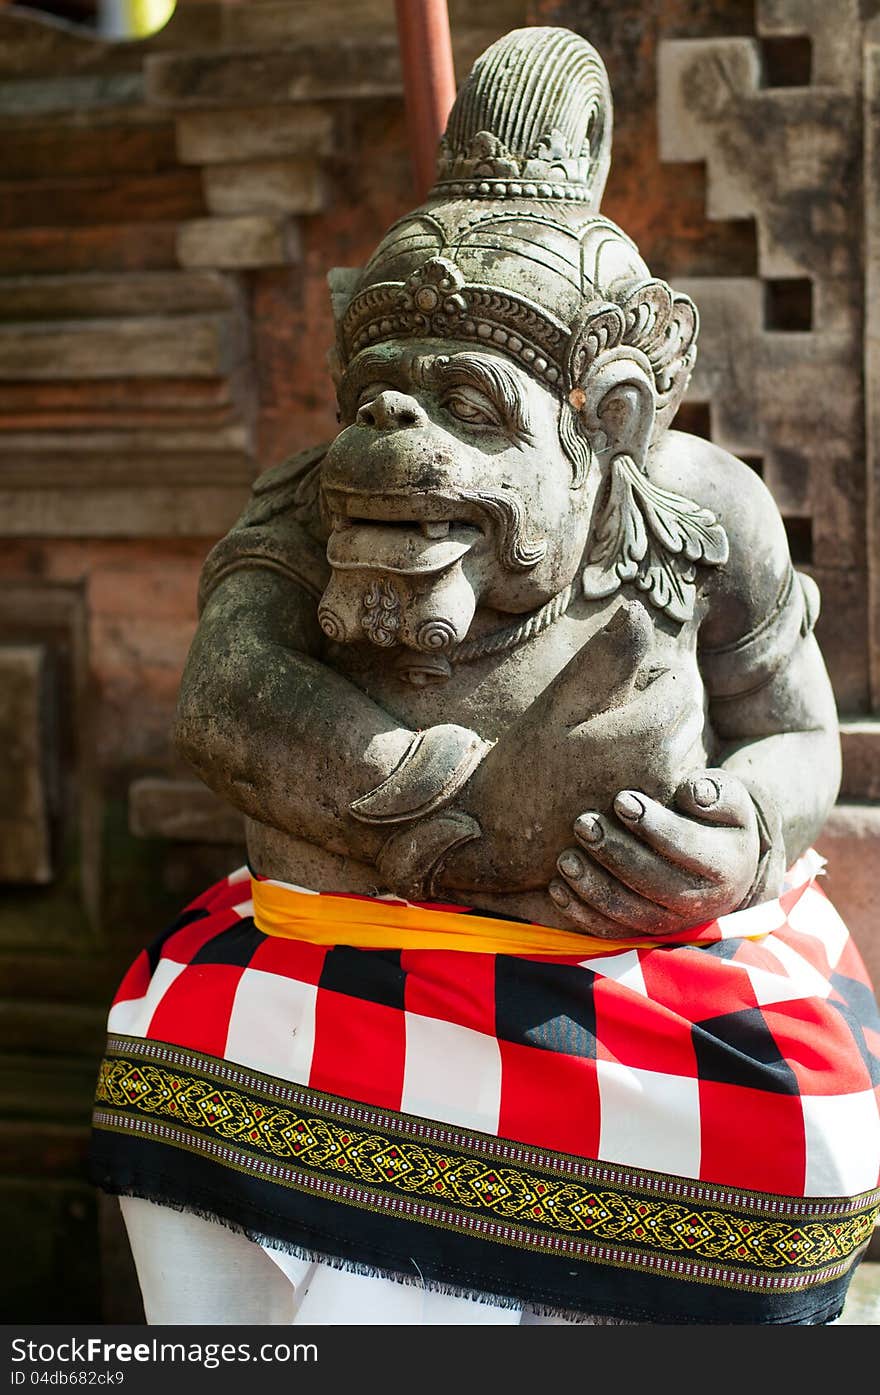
[202,159,324,217]
[0,644,53,884]
[839,719,880,800]
[129,776,246,844]
[176,214,301,269]
[176,104,333,165]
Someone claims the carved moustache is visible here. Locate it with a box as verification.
[316,485,549,673]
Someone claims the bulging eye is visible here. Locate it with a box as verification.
[444,385,502,429]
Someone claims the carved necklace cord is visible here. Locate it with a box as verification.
[453,581,575,664]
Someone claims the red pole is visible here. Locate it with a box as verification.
[394,0,457,202]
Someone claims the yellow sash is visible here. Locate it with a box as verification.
[251,877,666,957]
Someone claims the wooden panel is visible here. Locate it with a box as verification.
[0,644,53,884]
[0,123,178,179]
[0,223,178,274]
[0,485,250,537]
[0,270,240,320]
[145,40,403,107]
[0,168,205,229]
[0,375,242,411]
[0,313,247,380]
[0,450,255,487]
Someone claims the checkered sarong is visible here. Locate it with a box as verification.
[90,854,880,1324]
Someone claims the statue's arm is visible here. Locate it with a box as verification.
[175,447,491,868]
[701,579,840,888]
[174,566,417,864]
[537,446,841,933]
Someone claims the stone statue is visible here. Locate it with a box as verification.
[91,29,880,1328]
[176,32,838,935]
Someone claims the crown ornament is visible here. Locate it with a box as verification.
[431,28,612,204]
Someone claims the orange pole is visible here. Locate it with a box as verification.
[394,0,457,202]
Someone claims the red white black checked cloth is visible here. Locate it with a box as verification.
[90,853,880,1324]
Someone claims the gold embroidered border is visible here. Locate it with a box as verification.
[93,1046,878,1285]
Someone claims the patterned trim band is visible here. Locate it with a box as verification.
[93,1038,878,1297]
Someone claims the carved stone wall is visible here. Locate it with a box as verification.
[2,0,878,1318]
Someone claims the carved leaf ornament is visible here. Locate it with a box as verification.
[583,452,729,624]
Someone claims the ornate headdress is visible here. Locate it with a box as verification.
[331,28,699,445]
[327,28,726,629]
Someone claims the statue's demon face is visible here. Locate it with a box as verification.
[317,339,595,671]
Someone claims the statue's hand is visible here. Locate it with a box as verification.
[548,769,762,936]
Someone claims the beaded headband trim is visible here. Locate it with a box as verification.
[338,254,698,417]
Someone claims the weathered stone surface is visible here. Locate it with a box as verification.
[657,8,868,706]
[0,645,52,884]
[202,159,324,217]
[176,214,301,269]
[129,777,246,843]
[178,28,840,943]
[176,104,333,165]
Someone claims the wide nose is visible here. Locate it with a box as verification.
[356,390,427,431]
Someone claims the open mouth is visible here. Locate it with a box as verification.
[326,517,481,576]
[335,517,457,539]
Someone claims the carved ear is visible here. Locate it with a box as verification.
[327,267,362,326]
[576,347,656,467]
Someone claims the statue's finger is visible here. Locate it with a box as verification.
[612,789,733,878]
[673,768,755,829]
[548,879,641,937]
[572,813,706,911]
[553,851,682,934]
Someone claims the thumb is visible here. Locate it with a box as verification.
[674,769,756,829]
[542,600,653,730]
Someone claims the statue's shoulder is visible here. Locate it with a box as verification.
[238,442,329,532]
[651,429,790,606]
[198,443,331,612]
[651,431,818,691]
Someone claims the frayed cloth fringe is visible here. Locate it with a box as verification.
[104,1181,632,1325]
